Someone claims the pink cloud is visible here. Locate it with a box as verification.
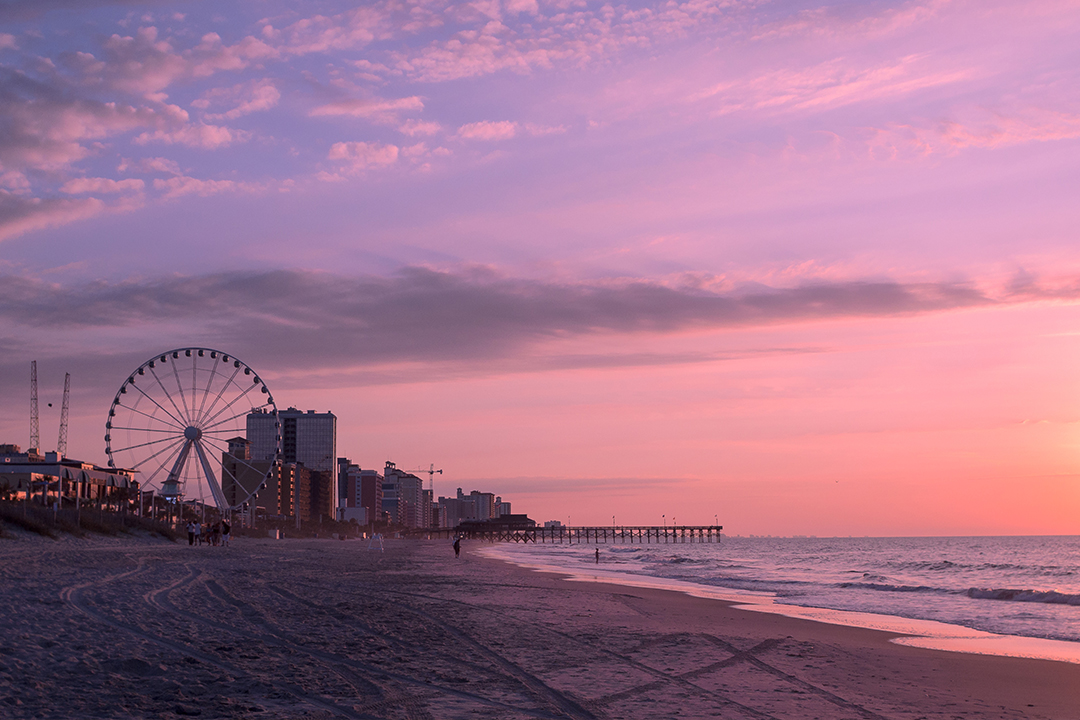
[399,119,443,136]
[525,123,567,136]
[310,96,424,124]
[940,109,1080,149]
[392,32,558,83]
[504,0,539,15]
[0,34,18,50]
[0,171,30,194]
[198,78,281,120]
[0,71,190,172]
[117,156,183,175]
[72,27,277,99]
[134,123,243,149]
[277,6,391,55]
[866,108,1080,160]
[458,120,518,140]
[327,141,399,171]
[692,55,973,116]
[0,193,106,242]
[60,177,145,194]
[189,33,277,78]
[151,175,259,199]
[96,27,188,95]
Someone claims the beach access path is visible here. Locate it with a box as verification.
[0,534,1076,720]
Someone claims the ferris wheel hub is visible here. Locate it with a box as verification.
[184,426,202,441]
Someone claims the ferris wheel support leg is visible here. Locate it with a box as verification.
[193,440,229,513]
[165,439,193,496]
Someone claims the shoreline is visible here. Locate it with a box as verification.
[471,541,1080,718]
[479,542,1080,666]
[2,535,1078,719]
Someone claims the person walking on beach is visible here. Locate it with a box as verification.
[194,522,203,546]
[453,537,461,558]
[595,548,600,564]
[187,521,195,546]
[222,519,230,547]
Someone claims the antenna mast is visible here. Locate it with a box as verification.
[29,361,39,451]
[57,372,70,457]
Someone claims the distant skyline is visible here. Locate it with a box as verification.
[3,0,1080,535]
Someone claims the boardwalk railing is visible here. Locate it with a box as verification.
[404,525,723,544]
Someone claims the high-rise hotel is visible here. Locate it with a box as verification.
[247,407,337,520]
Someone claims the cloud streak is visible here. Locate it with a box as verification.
[0,267,1011,375]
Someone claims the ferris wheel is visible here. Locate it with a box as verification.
[105,348,280,512]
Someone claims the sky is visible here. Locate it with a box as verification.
[2,0,1080,535]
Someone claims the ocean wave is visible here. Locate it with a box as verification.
[886,559,1075,576]
[838,581,945,594]
[885,560,958,572]
[966,588,1080,605]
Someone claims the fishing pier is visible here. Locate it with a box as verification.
[406,525,723,544]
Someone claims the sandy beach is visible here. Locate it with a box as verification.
[1,533,1077,720]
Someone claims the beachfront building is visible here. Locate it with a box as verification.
[221,437,268,510]
[422,488,433,528]
[0,444,137,509]
[359,468,383,524]
[221,437,331,522]
[470,491,495,521]
[248,407,337,504]
[383,462,426,528]
[436,488,516,529]
[336,459,383,525]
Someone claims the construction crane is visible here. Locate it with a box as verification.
[56,373,70,457]
[416,463,443,496]
[29,361,39,451]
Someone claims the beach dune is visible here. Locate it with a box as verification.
[0,535,1076,719]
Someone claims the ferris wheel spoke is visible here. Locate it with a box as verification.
[170,358,193,425]
[200,382,262,430]
[200,425,265,435]
[208,438,271,506]
[148,366,191,426]
[201,434,269,473]
[198,365,243,427]
[201,404,264,434]
[111,435,184,455]
[216,453,251,508]
[139,437,189,487]
[108,425,184,434]
[127,382,188,430]
[112,402,186,431]
[193,357,222,426]
[129,435,187,470]
[191,358,198,424]
[202,399,273,432]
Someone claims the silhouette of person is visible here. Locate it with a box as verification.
[595,548,600,564]
[453,537,461,558]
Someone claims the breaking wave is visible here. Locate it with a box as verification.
[967,588,1080,606]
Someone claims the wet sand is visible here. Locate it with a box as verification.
[0,533,1077,719]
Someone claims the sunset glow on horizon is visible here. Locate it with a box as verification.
[3,0,1080,536]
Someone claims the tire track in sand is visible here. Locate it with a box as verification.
[157,568,573,719]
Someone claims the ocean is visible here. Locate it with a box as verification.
[484,535,1080,662]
